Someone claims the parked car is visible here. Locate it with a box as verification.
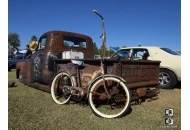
[110,46,181,89]
[8,54,26,71]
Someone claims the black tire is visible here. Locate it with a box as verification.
[88,77,131,118]
[159,69,177,89]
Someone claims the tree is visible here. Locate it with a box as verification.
[93,42,100,55]
[93,42,116,57]
[79,42,86,48]
[8,44,12,54]
[107,49,115,57]
[64,42,69,47]
[104,47,115,57]
[30,35,38,41]
[100,44,106,56]
[8,33,20,48]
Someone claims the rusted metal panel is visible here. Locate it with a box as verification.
[136,87,147,97]
[55,59,160,90]
[57,62,100,92]
[27,82,51,93]
[126,80,158,88]
[23,61,35,84]
[16,60,34,84]
[16,61,25,78]
[121,65,158,82]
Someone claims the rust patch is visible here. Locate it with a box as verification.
[136,87,146,97]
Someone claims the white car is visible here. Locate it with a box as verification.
[111,46,181,89]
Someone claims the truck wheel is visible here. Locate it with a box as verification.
[88,77,131,118]
[51,72,74,105]
[19,72,23,83]
[159,69,177,89]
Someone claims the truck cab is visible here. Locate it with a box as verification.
[16,30,94,85]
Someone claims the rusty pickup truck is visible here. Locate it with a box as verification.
[16,10,160,118]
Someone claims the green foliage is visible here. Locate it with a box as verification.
[79,42,86,48]
[8,33,20,48]
[93,42,100,55]
[93,42,116,57]
[64,42,69,46]
[31,35,38,41]
[106,49,115,57]
[8,44,12,54]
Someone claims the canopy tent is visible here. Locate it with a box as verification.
[110,47,120,52]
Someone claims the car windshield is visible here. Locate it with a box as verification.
[160,48,180,55]
[112,49,129,58]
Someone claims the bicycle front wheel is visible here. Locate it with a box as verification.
[88,77,131,118]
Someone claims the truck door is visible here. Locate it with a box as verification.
[32,37,47,82]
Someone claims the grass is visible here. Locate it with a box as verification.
[8,70,181,130]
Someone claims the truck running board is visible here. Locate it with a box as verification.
[27,82,51,93]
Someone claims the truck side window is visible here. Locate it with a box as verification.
[38,37,47,50]
[63,36,86,48]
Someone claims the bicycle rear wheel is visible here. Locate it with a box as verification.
[51,72,73,105]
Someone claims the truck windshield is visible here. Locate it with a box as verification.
[63,36,86,48]
[160,48,180,55]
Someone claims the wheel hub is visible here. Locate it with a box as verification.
[159,72,170,85]
[62,88,72,97]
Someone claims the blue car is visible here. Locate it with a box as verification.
[8,54,26,71]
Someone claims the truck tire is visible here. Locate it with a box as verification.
[159,69,177,89]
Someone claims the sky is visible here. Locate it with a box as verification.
[8,0,181,51]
